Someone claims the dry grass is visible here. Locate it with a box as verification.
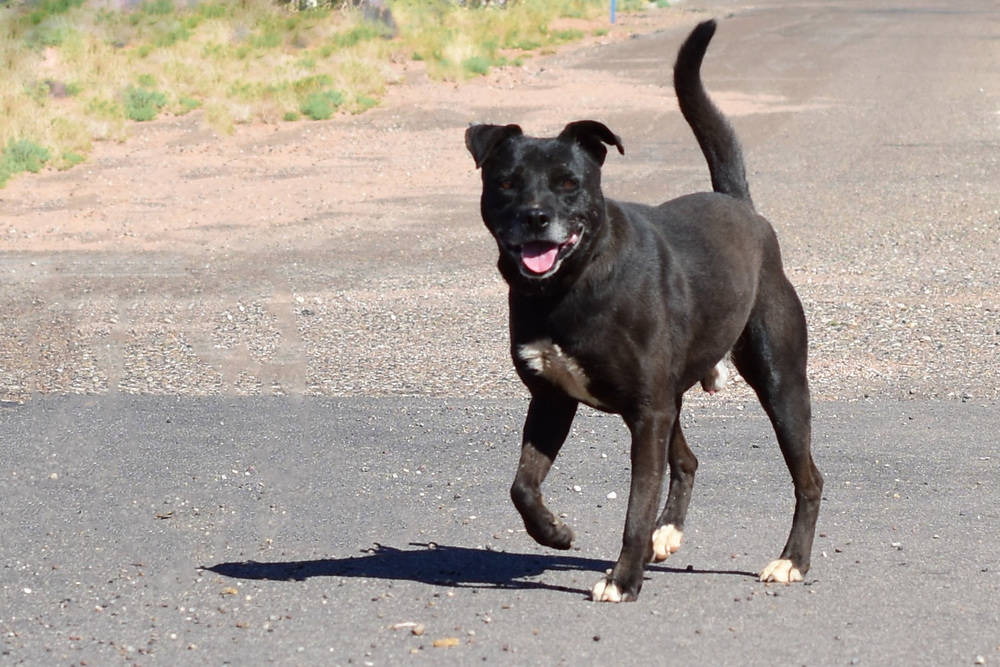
[0,0,650,186]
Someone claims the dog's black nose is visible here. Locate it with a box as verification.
[523,208,551,228]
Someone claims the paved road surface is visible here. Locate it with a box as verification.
[2,0,999,664]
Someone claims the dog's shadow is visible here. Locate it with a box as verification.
[204,542,756,596]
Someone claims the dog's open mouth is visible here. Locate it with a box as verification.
[519,233,580,276]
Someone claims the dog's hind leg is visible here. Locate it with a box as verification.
[651,416,698,562]
[732,272,823,583]
[510,393,579,550]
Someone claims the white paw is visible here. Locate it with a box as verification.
[591,578,623,603]
[759,558,803,583]
[700,360,729,394]
[651,524,684,562]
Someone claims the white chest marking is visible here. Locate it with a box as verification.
[518,341,603,408]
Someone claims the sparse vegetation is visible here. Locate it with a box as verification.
[0,138,52,188]
[300,88,345,119]
[0,0,658,186]
[123,84,169,121]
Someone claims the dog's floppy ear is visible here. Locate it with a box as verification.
[466,123,523,169]
[558,120,625,166]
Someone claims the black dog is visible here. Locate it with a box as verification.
[465,20,822,602]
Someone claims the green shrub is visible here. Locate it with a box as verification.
[156,23,192,47]
[142,0,175,16]
[299,89,343,120]
[252,30,283,49]
[197,3,226,19]
[553,28,584,42]
[178,96,201,113]
[27,0,85,25]
[0,138,52,187]
[355,95,378,112]
[331,23,384,48]
[61,152,85,169]
[462,55,491,76]
[124,85,168,121]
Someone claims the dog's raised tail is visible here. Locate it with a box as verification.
[674,20,753,207]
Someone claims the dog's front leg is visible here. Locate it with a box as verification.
[510,393,579,550]
[592,406,675,602]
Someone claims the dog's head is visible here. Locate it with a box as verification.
[466,121,624,292]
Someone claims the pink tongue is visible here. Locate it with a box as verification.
[521,242,560,274]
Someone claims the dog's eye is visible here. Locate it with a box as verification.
[560,178,578,191]
[498,179,514,191]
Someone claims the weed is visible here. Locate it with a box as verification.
[462,56,490,75]
[355,95,378,112]
[299,89,343,120]
[0,138,52,188]
[292,74,335,96]
[26,0,85,25]
[86,98,123,121]
[204,101,235,135]
[252,30,284,49]
[331,22,386,48]
[61,152,85,169]
[142,0,175,16]
[155,23,193,48]
[124,85,168,122]
[178,96,202,114]
[553,28,584,42]
[197,4,226,19]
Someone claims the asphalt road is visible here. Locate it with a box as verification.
[3,0,1000,664]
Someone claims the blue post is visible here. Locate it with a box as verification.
[610,0,616,24]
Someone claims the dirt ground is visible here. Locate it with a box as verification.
[0,8,700,404]
[1,4,998,406]
[2,10,692,258]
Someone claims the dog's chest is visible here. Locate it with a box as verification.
[517,340,604,408]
